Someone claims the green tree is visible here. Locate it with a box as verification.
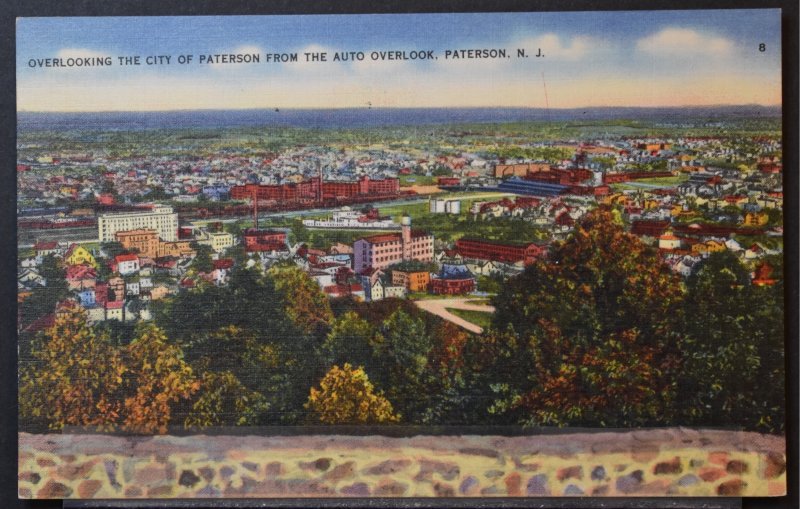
[322,312,382,370]
[375,310,434,422]
[19,255,69,327]
[677,251,785,432]
[306,364,399,424]
[190,243,215,273]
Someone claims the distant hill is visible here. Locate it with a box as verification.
[17,105,782,132]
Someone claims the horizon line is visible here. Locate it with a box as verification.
[17,103,783,115]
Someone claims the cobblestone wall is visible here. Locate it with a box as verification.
[19,428,785,498]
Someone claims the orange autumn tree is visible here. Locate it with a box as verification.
[306,363,399,424]
[20,307,125,430]
[122,324,199,433]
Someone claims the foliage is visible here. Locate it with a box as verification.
[267,264,333,336]
[306,364,399,424]
[322,312,382,370]
[19,255,69,327]
[677,251,785,432]
[190,243,214,273]
[20,308,125,431]
[122,324,199,433]
[485,207,684,427]
[185,371,269,427]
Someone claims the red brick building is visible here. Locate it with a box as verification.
[455,238,547,265]
[429,264,475,295]
[430,277,475,295]
[243,229,288,252]
[231,176,399,203]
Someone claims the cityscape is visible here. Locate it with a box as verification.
[16,10,787,500]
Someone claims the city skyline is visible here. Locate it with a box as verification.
[17,10,782,111]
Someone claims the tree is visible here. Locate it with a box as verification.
[190,244,215,274]
[185,371,269,428]
[487,207,685,427]
[322,312,382,370]
[20,308,125,431]
[677,251,785,432]
[267,264,333,336]
[305,364,399,424]
[19,255,69,327]
[122,324,199,433]
[375,310,435,422]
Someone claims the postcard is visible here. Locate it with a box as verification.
[16,10,786,500]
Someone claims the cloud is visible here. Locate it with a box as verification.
[55,47,111,60]
[636,28,733,56]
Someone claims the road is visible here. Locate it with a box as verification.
[413,297,495,334]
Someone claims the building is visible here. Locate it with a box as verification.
[231,176,400,203]
[429,198,461,214]
[243,229,287,252]
[114,254,140,276]
[353,216,434,273]
[98,204,178,242]
[115,228,195,258]
[658,230,683,250]
[430,264,475,295]
[197,230,235,252]
[494,162,550,178]
[496,177,568,197]
[392,269,431,292]
[455,238,547,265]
[65,244,97,268]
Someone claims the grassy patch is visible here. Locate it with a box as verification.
[400,175,436,186]
[446,308,493,330]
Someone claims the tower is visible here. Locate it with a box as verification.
[401,215,412,260]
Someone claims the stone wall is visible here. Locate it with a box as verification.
[19,428,786,499]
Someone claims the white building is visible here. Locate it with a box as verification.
[98,204,179,242]
[197,230,235,252]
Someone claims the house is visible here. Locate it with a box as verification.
[105,300,124,321]
[149,284,171,301]
[76,289,96,307]
[658,230,682,251]
[464,259,501,276]
[65,244,97,268]
[383,285,408,299]
[691,239,726,257]
[125,280,140,296]
[107,276,126,301]
[18,268,45,288]
[743,211,769,227]
[355,270,385,302]
[65,265,97,291]
[114,253,140,276]
[34,241,61,257]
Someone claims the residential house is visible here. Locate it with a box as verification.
[65,244,97,268]
[115,254,140,276]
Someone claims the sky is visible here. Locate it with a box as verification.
[16,10,782,111]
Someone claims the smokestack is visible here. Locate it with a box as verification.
[252,187,258,230]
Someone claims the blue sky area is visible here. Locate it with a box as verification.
[16,11,782,111]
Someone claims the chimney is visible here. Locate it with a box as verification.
[401,215,411,259]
